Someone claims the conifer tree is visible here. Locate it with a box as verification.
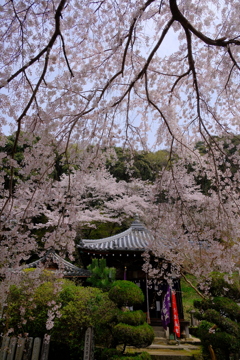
[87,259,116,292]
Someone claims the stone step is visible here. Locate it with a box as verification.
[126,336,202,359]
[126,349,202,360]
[153,331,166,338]
[153,337,170,345]
[148,356,201,360]
[151,326,166,338]
[126,346,202,360]
[153,338,201,346]
[148,343,200,350]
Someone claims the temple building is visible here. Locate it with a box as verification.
[25,217,189,337]
[78,216,188,336]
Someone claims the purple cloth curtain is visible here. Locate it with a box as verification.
[161,286,171,329]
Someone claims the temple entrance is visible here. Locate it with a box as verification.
[78,216,185,332]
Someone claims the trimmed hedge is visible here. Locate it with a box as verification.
[112,322,155,348]
[194,294,240,360]
[195,297,240,323]
[109,281,144,307]
[117,310,146,326]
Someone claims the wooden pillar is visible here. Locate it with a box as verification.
[15,338,25,360]
[31,338,41,360]
[6,337,17,360]
[0,336,10,360]
[145,274,151,324]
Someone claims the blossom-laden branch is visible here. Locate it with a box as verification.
[2,0,69,88]
[1,0,240,151]
[1,0,240,294]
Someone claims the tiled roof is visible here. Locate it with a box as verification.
[78,217,154,251]
[25,249,91,277]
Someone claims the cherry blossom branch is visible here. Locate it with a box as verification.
[144,72,175,141]
[170,0,240,79]
[144,69,199,159]
[169,163,201,238]
[183,27,235,219]
[60,14,174,150]
[111,17,174,107]
[23,70,41,119]
[1,0,67,89]
[1,48,51,217]
[99,0,157,101]
[1,1,76,217]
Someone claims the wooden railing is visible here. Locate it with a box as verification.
[0,336,50,360]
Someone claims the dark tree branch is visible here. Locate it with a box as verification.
[180,271,207,299]
[60,33,74,78]
[227,46,240,71]
[170,0,240,47]
[224,64,235,89]
[169,68,191,102]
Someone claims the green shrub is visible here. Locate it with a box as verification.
[95,348,122,360]
[194,297,240,322]
[197,322,240,360]
[112,322,154,348]
[208,297,240,322]
[1,279,63,338]
[194,294,240,359]
[209,272,240,301]
[108,281,153,352]
[52,285,118,353]
[1,274,118,359]
[117,310,146,326]
[109,281,144,307]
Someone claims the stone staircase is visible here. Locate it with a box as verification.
[126,326,202,360]
[152,326,166,339]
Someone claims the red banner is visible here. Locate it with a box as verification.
[171,291,180,338]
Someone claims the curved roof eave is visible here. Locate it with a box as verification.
[25,249,91,277]
[78,218,156,252]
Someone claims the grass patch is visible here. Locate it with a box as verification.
[181,275,202,321]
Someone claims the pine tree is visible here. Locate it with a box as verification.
[87,259,116,292]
